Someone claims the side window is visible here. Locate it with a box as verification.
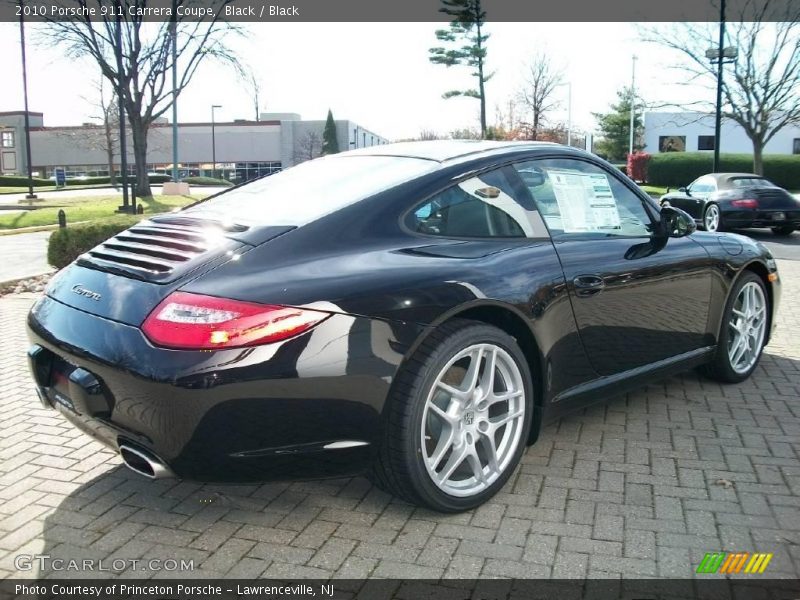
[688,176,715,194]
[513,158,653,239]
[406,168,534,238]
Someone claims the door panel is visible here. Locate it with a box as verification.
[554,236,712,375]
[512,157,714,378]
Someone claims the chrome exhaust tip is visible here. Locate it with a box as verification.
[119,444,175,480]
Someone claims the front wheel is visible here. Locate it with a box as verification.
[703,272,769,383]
[371,320,533,512]
[703,203,723,232]
[771,225,795,236]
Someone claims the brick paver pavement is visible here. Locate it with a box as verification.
[1,261,798,580]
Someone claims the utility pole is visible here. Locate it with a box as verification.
[114,4,130,212]
[713,0,726,173]
[628,55,637,157]
[18,1,37,200]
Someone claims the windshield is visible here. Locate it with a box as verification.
[181,155,435,226]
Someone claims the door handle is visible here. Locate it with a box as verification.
[573,274,605,297]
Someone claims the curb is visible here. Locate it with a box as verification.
[0,269,55,289]
[0,222,91,236]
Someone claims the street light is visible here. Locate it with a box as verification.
[18,2,36,200]
[706,0,738,173]
[211,104,221,179]
[629,55,637,157]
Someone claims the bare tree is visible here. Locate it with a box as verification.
[642,3,800,174]
[293,131,323,164]
[44,2,240,197]
[516,53,564,141]
[241,65,263,122]
[54,78,120,185]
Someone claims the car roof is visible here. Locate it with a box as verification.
[702,172,766,182]
[343,140,559,163]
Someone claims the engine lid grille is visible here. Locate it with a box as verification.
[77,218,243,282]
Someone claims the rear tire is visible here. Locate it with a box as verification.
[703,203,723,232]
[703,271,769,383]
[771,225,795,236]
[370,319,533,512]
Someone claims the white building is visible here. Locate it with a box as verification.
[643,111,800,156]
[0,111,387,182]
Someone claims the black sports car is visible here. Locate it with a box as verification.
[659,172,800,235]
[27,141,780,512]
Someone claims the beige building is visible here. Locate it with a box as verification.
[0,111,387,182]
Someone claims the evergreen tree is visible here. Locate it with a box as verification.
[322,109,340,154]
[593,87,644,161]
[429,0,491,138]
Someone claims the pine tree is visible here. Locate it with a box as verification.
[429,0,491,138]
[322,109,340,155]
[593,87,644,161]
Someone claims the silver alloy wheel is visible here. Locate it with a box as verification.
[421,343,526,497]
[705,204,720,231]
[728,281,767,375]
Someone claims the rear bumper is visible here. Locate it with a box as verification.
[27,295,422,482]
[722,209,800,229]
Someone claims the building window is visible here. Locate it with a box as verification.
[794,139,800,154]
[698,135,716,151]
[1,131,14,148]
[659,136,686,152]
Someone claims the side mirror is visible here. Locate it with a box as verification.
[678,186,689,194]
[660,205,696,238]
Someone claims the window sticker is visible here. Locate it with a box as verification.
[547,170,622,233]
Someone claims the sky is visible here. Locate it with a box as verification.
[0,21,718,141]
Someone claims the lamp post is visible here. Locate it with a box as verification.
[211,104,221,178]
[170,7,178,183]
[705,0,737,173]
[18,2,36,200]
[629,55,637,157]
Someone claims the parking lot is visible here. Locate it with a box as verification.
[0,259,798,581]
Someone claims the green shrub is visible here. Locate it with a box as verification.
[47,222,134,268]
[182,176,234,186]
[648,153,800,189]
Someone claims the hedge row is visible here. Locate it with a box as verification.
[0,175,55,187]
[647,153,800,189]
[182,176,234,186]
[0,174,172,188]
[47,222,134,269]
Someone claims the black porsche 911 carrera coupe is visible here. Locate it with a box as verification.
[27,141,780,512]
[659,172,800,235]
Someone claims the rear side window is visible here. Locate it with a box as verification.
[182,155,435,226]
[406,168,534,238]
[729,177,777,188]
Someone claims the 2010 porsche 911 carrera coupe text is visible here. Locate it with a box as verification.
[27,141,780,512]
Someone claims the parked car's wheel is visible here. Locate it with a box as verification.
[771,225,795,236]
[371,319,533,512]
[703,272,768,383]
[703,203,723,232]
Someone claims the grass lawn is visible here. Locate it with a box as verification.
[0,195,204,230]
[640,184,670,197]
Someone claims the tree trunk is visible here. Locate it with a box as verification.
[129,115,152,198]
[475,17,486,139]
[752,139,764,175]
[104,120,117,187]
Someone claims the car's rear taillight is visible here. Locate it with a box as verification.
[731,199,759,209]
[142,291,329,350]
